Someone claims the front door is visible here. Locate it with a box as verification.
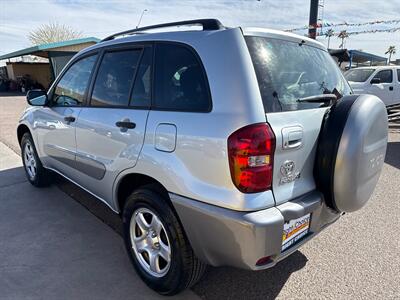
[74,45,152,204]
[394,69,400,105]
[368,69,395,106]
[37,54,98,178]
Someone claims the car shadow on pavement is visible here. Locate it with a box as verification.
[53,171,308,300]
[385,141,400,169]
[54,174,124,235]
[191,251,308,300]
[0,166,26,187]
[1,164,308,300]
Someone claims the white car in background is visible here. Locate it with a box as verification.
[345,66,400,107]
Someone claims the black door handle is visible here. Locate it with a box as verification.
[116,121,136,129]
[64,116,76,123]
[389,86,394,91]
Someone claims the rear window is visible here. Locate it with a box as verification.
[245,36,351,112]
[345,68,375,82]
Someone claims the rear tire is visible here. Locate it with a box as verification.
[122,187,206,295]
[21,132,52,187]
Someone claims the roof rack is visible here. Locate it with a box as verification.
[101,19,224,42]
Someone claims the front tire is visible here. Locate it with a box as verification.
[21,132,51,187]
[122,187,206,295]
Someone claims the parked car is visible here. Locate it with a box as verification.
[17,19,388,295]
[345,66,400,107]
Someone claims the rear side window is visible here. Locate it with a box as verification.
[53,55,97,106]
[344,68,375,82]
[372,70,393,83]
[154,43,211,112]
[91,49,141,107]
[245,36,351,112]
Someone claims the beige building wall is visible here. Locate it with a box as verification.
[6,62,52,88]
[53,42,96,53]
[33,42,97,58]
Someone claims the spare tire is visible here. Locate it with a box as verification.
[315,94,388,212]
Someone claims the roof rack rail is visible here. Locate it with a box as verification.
[101,18,224,42]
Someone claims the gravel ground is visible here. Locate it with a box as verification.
[1,94,399,299]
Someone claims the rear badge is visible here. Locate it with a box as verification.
[280,160,300,184]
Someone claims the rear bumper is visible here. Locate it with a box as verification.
[170,191,340,270]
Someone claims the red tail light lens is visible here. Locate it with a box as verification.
[228,123,275,193]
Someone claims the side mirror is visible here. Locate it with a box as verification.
[370,78,381,84]
[26,90,48,106]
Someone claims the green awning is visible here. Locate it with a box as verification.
[0,37,100,60]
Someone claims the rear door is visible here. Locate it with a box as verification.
[245,34,352,205]
[73,44,152,203]
[368,69,394,105]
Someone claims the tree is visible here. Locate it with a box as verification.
[385,46,396,65]
[338,30,349,49]
[325,29,334,49]
[28,22,83,45]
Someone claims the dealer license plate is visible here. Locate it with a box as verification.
[282,213,311,252]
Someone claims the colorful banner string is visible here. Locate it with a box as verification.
[317,26,400,37]
[286,19,400,32]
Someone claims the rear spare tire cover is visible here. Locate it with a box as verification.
[315,94,388,212]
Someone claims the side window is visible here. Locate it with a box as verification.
[130,47,152,108]
[53,55,97,106]
[397,69,400,82]
[91,49,141,107]
[372,70,393,83]
[154,43,211,112]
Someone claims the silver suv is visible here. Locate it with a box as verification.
[18,19,388,295]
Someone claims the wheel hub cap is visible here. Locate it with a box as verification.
[23,142,37,179]
[130,207,171,277]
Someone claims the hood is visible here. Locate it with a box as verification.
[347,81,365,93]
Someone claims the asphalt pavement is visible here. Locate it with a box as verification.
[0,94,399,299]
[0,142,198,300]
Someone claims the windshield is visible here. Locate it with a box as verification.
[245,36,352,112]
[344,68,375,82]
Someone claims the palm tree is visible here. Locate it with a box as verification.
[385,46,396,65]
[325,29,334,49]
[338,30,349,49]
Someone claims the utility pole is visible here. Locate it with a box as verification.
[308,0,319,39]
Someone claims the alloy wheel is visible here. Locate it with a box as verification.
[23,141,37,180]
[130,207,171,277]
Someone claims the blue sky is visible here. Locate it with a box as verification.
[1,0,400,61]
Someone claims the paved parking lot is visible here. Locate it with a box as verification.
[1,94,399,299]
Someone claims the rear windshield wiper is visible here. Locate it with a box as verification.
[297,94,337,104]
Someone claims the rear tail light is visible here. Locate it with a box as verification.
[228,123,275,193]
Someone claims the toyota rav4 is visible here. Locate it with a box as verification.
[18,19,388,295]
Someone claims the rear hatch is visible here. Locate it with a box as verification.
[243,30,352,205]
